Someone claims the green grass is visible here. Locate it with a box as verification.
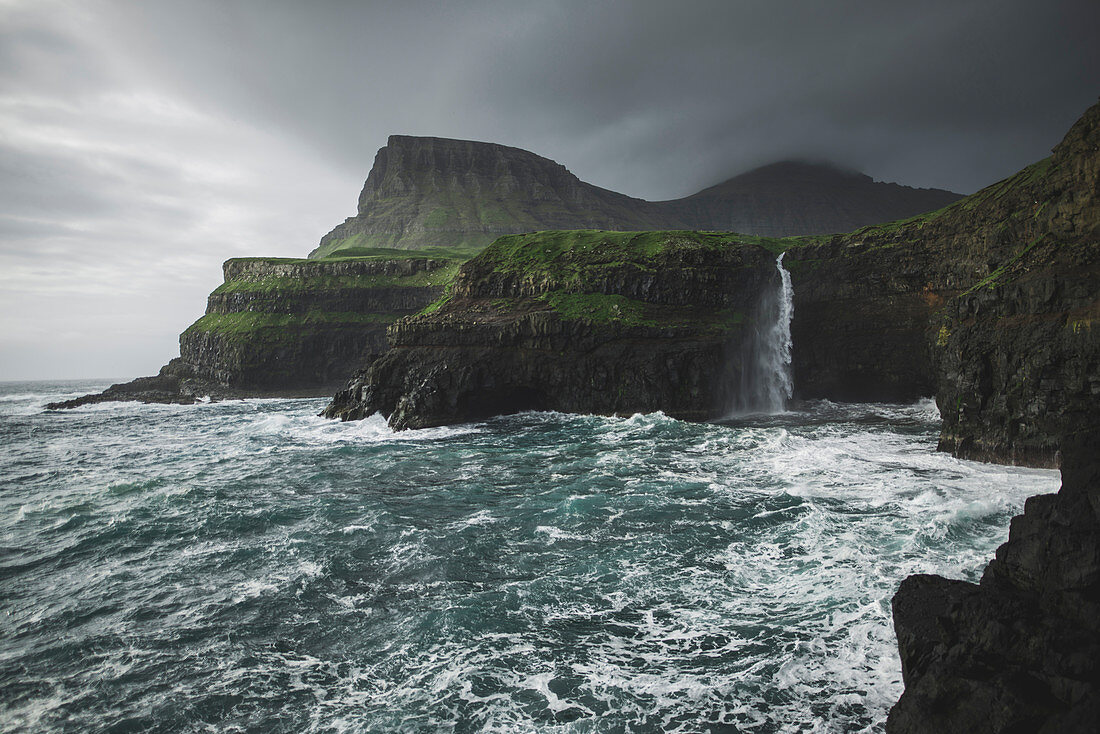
[310,232,497,259]
[183,311,398,346]
[232,247,477,265]
[423,207,456,228]
[539,291,744,331]
[963,235,1048,293]
[541,292,659,327]
[475,230,812,278]
[213,261,462,295]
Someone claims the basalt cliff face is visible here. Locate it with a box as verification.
[323,231,780,428]
[887,430,1100,733]
[179,257,456,389]
[48,255,458,409]
[786,99,1099,467]
[310,136,961,257]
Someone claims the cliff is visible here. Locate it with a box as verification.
[47,253,460,409]
[785,98,1099,467]
[887,429,1100,733]
[881,102,1100,734]
[322,230,784,427]
[309,135,961,257]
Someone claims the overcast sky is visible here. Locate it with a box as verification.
[1,0,1097,380]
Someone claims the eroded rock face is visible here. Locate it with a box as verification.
[887,429,1100,733]
[932,104,1100,468]
[323,233,779,428]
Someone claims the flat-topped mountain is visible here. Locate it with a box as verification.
[310,136,675,257]
[310,136,962,257]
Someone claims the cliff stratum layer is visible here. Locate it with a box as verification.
[47,253,460,409]
[310,136,961,256]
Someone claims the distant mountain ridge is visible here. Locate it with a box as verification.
[310,136,962,257]
[660,160,964,238]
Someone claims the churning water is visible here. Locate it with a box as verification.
[0,381,1059,733]
[732,254,795,415]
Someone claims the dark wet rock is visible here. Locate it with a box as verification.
[887,429,1100,733]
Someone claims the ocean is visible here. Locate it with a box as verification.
[0,380,1060,733]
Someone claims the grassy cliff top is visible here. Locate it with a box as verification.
[229,245,477,267]
[475,229,820,274]
[213,263,461,294]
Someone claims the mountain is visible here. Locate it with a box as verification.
[309,136,962,257]
[661,160,962,238]
[309,136,675,257]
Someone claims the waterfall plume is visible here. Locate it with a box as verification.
[731,252,794,414]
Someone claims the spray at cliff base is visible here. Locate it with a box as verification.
[732,252,795,414]
[1,381,1058,733]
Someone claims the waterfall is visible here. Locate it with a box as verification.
[732,252,794,414]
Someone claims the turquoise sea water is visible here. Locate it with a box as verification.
[0,381,1060,733]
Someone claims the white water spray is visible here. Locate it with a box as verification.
[732,252,794,414]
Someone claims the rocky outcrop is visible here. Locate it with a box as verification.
[932,104,1100,468]
[323,231,779,428]
[883,102,1100,733]
[48,254,459,408]
[887,429,1100,733]
[309,135,961,257]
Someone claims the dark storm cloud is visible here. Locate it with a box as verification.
[1,0,1097,378]
[79,0,1100,197]
[454,0,1100,195]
